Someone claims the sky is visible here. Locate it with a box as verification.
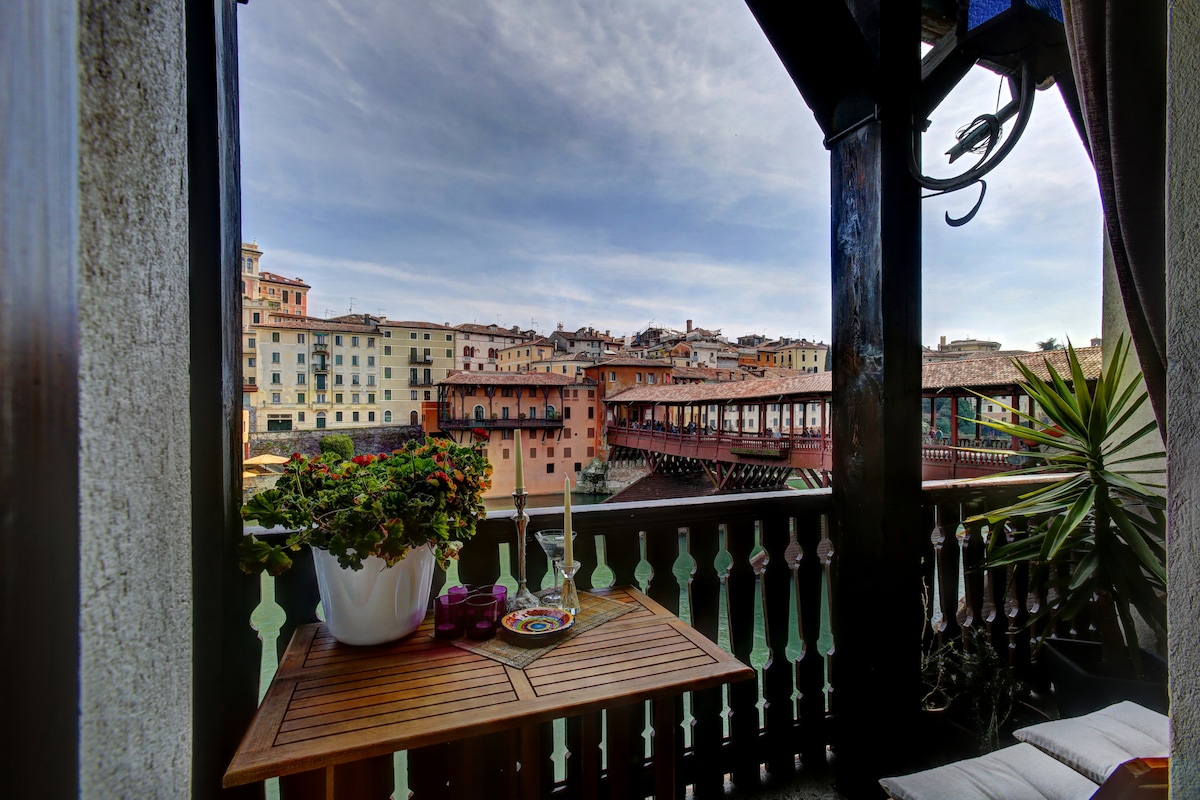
[238,0,1103,352]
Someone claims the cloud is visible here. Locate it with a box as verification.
[239,1,1102,352]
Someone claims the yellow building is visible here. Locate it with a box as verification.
[249,317,381,432]
[378,320,457,428]
[774,339,829,373]
[498,337,557,372]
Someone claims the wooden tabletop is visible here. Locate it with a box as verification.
[224,586,754,788]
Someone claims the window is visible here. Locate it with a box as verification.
[367,337,375,348]
[367,356,374,367]
[587,406,595,419]
[574,462,582,472]
[352,375,361,385]
[352,393,360,403]
[271,392,281,403]
[547,447,555,458]
[368,412,375,422]
[296,373,306,384]
[252,312,261,324]
[445,334,452,341]
[270,372,281,384]
[335,393,343,403]
[501,407,509,419]
[424,391,431,401]
[384,390,392,400]
[410,391,418,400]
[351,355,359,366]
[334,374,343,385]
[446,349,453,358]
[530,448,536,460]
[335,354,343,365]
[315,393,326,403]
[384,345,391,355]
[297,392,305,403]
[352,336,359,347]
[636,372,643,382]
[247,337,255,349]
[296,333,304,344]
[648,373,656,384]
[501,388,511,397]
[588,390,595,399]
[247,357,256,367]
[272,332,280,342]
[298,412,305,422]
[352,412,360,422]
[384,367,392,379]
[502,448,510,460]
[384,410,392,422]
[587,446,595,457]
[587,428,595,438]
[410,332,417,339]
[336,411,343,422]
[609,371,616,381]
[384,330,391,338]
[367,375,376,386]
[464,363,471,370]
[316,412,326,429]
[423,333,430,340]
[564,407,572,419]
[296,353,305,364]
[270,351,280,364]
[545,463,555,474]
[564,447,572,458]
[335,335,343,346]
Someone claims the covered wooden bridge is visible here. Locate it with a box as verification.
[605,347,1102,489]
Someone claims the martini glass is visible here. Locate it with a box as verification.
[533,529,576,604]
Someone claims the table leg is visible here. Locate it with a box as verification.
[279,754,394,800]
[520,723,542,799]
[653,698,677,800]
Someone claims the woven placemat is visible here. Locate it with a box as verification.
[438,592,635,669]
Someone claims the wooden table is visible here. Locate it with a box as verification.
[224,586,754,799]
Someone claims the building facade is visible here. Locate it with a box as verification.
[378,320,457,428]
[454,323,533,372]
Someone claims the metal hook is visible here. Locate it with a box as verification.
[945,180,987,227]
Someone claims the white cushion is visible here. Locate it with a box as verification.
[879,742,1099,800]
[1013,700,1169,785]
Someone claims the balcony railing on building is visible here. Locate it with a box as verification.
[439,413,564,430]
[409,354,435,364]
[252,475,1079,798]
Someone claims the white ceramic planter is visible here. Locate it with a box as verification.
[311,544,435,646]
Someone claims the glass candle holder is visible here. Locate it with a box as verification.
[558,560,581,616]
[465,594,499,640]
[433,594,467,640]
[477,584,508,611]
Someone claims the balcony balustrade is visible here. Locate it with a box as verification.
[439,414,563,430]
[311,342,329,355]
[409,378,434,387]
[409,354,435,364]
[249,475,1073,798]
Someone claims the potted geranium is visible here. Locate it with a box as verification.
[239,436,492,645]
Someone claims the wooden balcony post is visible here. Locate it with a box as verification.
[826,0,925,791]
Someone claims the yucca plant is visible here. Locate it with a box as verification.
[965,335,1165,680]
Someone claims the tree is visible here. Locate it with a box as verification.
[1036,337,1065,351]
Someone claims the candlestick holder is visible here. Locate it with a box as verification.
[558,560,581,616]
[510,490,540,610]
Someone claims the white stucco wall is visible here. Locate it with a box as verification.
[1168,0,1200,793]
[77,1,193,795]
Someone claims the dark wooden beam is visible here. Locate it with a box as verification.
[1,2,81,796]
[826,0,927,793]
[744,0,878,140]
[187,0,262,796]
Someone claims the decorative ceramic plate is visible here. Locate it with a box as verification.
[500,607,574,646]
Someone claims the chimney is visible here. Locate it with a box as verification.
[557,322,564,331]
[686,319,693,333]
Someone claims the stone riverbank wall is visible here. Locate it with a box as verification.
[248,425,424,458]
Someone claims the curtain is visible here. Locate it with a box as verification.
[1059,0,1168,438]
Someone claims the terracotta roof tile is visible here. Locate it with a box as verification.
[605,348,1103,404]
[258,271,310,288]
[441,371,589,386]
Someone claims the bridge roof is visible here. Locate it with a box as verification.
[606,347,1104,404]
